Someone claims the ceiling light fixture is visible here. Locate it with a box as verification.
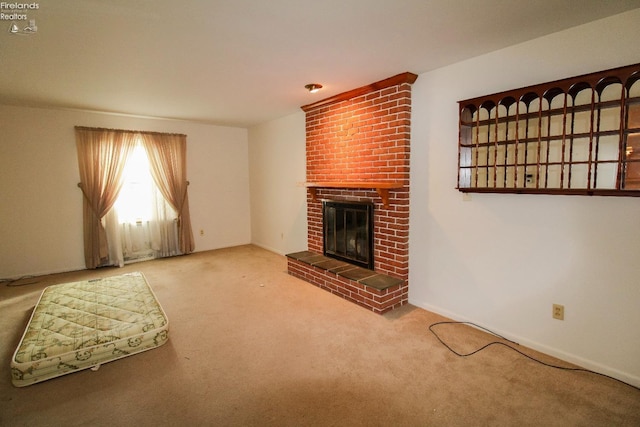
[305,83,323,93]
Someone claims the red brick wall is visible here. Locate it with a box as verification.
[304,77,414,281]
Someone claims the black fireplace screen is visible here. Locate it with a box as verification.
[323,200,374,269]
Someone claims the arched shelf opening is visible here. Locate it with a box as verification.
[457,63,640,196]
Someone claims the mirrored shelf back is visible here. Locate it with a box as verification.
[457,63,640,197]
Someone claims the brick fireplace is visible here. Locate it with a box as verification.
[286,72,417,314]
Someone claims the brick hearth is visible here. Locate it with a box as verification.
[287,250,404,314]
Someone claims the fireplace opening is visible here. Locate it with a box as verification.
[323,200,374,270]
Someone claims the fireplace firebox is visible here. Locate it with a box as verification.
[323,200,374,270]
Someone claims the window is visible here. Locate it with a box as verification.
[75,127,194,269]
[114,143,157,224]
[110,142,178,264]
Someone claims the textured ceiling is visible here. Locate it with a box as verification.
[1,0,639,127]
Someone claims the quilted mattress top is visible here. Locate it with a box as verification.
[13,272,168,364]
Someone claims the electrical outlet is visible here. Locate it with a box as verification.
[552,304,564,320]
[199,229,204,236]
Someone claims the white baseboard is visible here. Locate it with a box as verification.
[250,241,286,256]
[2,264,87,281]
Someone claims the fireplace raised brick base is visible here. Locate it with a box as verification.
[286,251,406,314]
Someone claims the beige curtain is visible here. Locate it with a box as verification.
[140,132,195,254]
[75,127,137,269]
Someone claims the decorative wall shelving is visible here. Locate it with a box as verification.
[458,63,640,196]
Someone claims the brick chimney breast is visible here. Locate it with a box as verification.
[290,72,417,314]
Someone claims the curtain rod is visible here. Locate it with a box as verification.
[78,181,190,188]
[74,126,187,138]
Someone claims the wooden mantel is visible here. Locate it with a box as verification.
[305,182,403,208]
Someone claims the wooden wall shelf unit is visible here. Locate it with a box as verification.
[458,63,640,196]
[305,182,403,208]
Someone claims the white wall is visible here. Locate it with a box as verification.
[409,9,640,386]
[0,105,251,278]
[248,111,307,255]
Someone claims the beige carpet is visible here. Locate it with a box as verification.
[1,245,638,426]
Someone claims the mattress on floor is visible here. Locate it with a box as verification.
[11,272,169,387]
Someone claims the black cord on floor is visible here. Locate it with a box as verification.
[428,321,640,392]
[0,276,40,287]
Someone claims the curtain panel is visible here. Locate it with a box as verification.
[75,127,137,268]
[141,133,195,254]
[75,127,194,269]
